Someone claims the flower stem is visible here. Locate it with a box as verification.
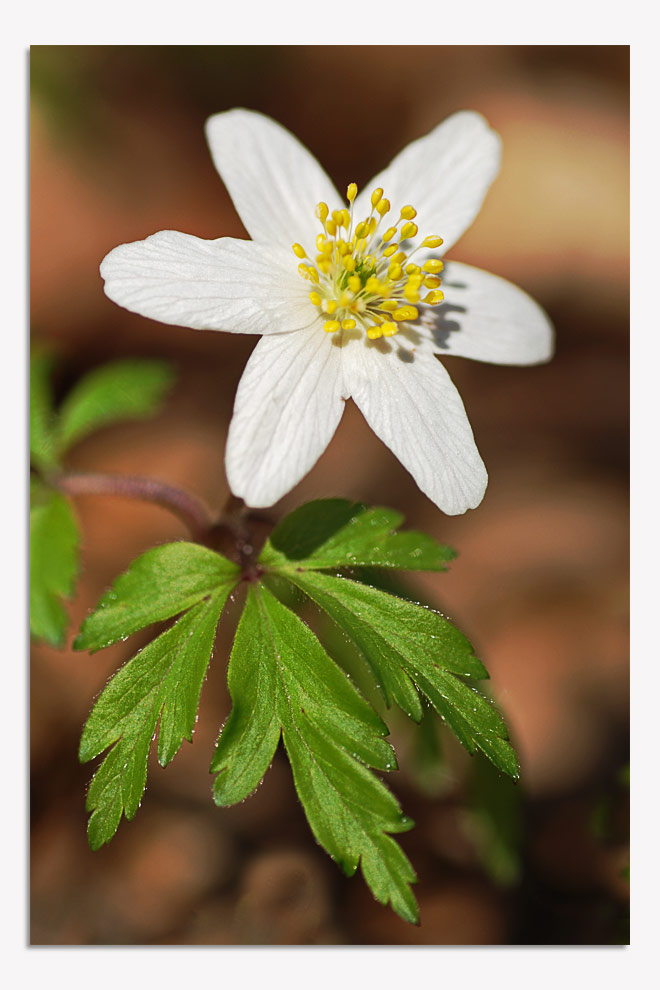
[52,470,215,541]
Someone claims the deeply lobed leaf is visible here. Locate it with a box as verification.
[74,542,239,651]
[212,585,419,924]
[81,591,230,849]
[260,498,456,572]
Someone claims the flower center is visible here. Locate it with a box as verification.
[292,183,445,339]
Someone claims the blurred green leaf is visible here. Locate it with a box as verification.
[30,488,79,646]
[464,754,523,887]
[212,584,419,924]
[56,359,175,454]
[30,351,59,472]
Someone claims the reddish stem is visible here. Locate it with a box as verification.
[52,470,215,541]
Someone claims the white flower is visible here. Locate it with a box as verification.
[101,109,553,514]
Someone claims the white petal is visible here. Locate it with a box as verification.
[205,109,340,249]
[354,111,501,254]
[226,326,346,507]
[343,339,487,515]
[100,231,315,334]
[417,261,555,365]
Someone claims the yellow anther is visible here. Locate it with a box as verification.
[400,205,417,220]
[380,299,398,312]
[382,226,397,243]
[400,221,418,240]
[292,243,306,259]
[324,319,341,333]
[343,255,356,272]
[309,291,322,306]
[346,182,358,202]
[341,318,357,330]
[367,326,383,340]
[365,276,383,294]
[317,259,331,274]
[316,202,329,222]
[376,198,390,216]
[388,263,403,281]
[422,259,444,274]
[316,235,332,255]
[367,217,377,235]
[423,275,442,289]
[392,305,419,322]
[405,263,421,276]
[404,286,420,303]
[322,299,338,314]
[355,222,368,240]
[423,290,445,305]
[339,209,350,228]
[392,251,406,265]
[298,263,319,282]
[337,241,351,256]
[382,244,398,258]
[326,218,337,236]
[381,321,398,337]
[371,187,384,207]
[348,275,361,294]
[331,210,343,225]
[406,273,424,287]
[422,235,444,248]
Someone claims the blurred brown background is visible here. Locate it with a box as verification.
[30,45,629,945]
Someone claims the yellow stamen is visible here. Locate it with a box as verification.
[400,221,418,240]
[422,259,444,274]
[392,305,419,322]
[295,183,443,341]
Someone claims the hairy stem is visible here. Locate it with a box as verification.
[52,471,215,540]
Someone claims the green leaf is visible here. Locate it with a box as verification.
[55,359,175,454]
[212,585,419,924]
[464,755,523,887]
[30,489,79,646]
[74,542,240,652]
[30,350,59,471]
[271,570,518,779]
[260,498,456,572]
[80,591,229,850]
